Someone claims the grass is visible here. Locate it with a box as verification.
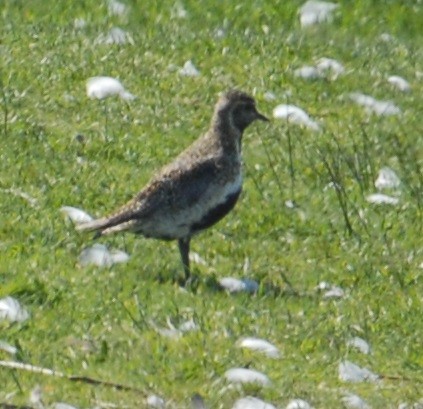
[1,0,422,407]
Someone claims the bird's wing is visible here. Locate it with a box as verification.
[76,157,221,234]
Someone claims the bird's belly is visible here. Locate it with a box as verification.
[135,218,190,240]
[190,188,241,233]
[135,174,243,240]
[183,173,243,234]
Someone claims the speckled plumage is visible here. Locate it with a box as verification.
[77,90,268,283]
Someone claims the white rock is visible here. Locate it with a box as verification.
[316,281,331,290]
[73,18,86,29]
[366,193,399,205]
[214,28,226,39]
[190,252,207,265]
[341,393,370,409]
[108,0,128,16]
[264,91,277,101]
[412,400,423,409]
[285,199,297,209]
[155,327,181,339]
[29,385,43,407]
[171,2,188,19]
[347,337,371,354]
[375,167,401,190]
[86,76,135,100]
[0,340,17,355]
[323,181,342,191]
[78,244,129,267]
[233,397,276,409]
[191,394,207,409]
[262,25,270,35]
[398,401,423,409]
[79,244,112,267]
[316,281,344,298]
[146,394,166,409]
[151,318,197,338]
[109,249,131,264]
[316,57,345,77]
[273,104,320,131]
[224,368,271,387]
[294,66,322,79]
[0,296,29,323]
[179,318,198,332]
[238,337,280,358]
[380,33,395,42]
[219,277,259,293]
[339,360,379,383]
[179,60,200,77]
[53,403,79,409]
[1,187,38,207]
[286,399,314,409]
[323,286,344,298]
[299,1,339,27]
[60,206,93,224]
[95,27,134,45]
[388,75,411,92]
[349,92,401,116]
[370,100,401,115]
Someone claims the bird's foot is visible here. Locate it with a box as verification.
[176,273,199,290]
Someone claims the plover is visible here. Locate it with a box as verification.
[76,90,268,283]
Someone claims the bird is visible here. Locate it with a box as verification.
[76,90,268,284]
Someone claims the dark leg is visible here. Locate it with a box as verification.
[178,237,191,284]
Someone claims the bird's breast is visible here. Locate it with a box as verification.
[189,173,243,233]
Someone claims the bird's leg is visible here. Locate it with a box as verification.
[178,237,191,285]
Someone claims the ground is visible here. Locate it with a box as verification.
[1,1,422,408]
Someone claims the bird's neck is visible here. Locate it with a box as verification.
[211,112,242,155]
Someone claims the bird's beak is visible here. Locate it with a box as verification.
[256,111,269,122]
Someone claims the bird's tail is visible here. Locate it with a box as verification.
[75,217,111,233]
[76,215,137,235]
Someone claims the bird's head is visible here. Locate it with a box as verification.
[215,90,269,133]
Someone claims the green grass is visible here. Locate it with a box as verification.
[1,0,422,407]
